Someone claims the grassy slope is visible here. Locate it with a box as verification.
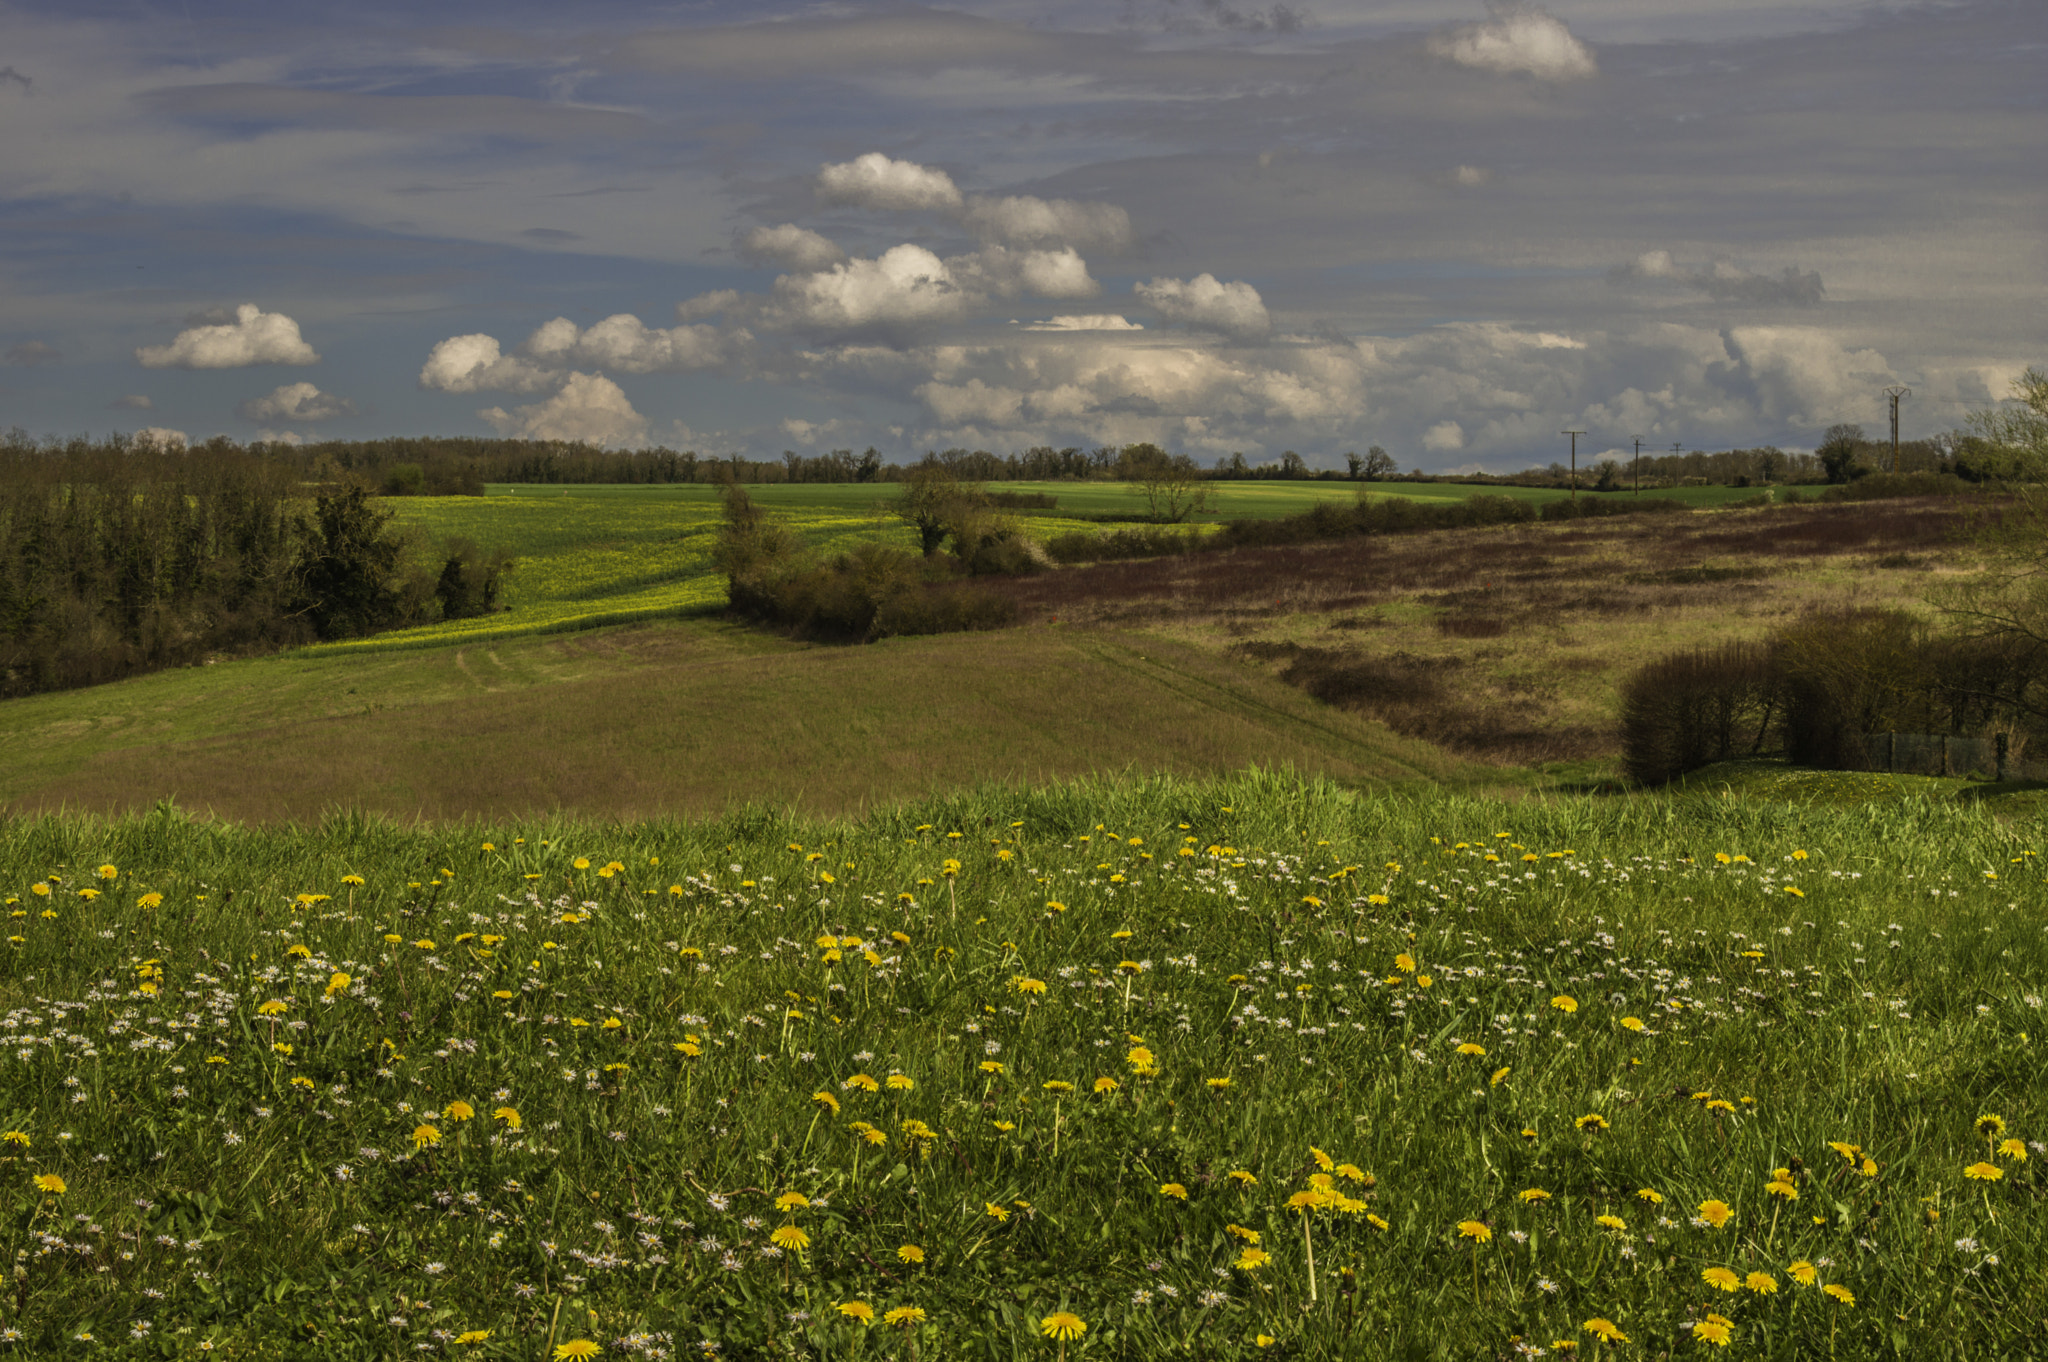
[0,620,1471,823]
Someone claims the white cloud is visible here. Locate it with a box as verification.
[780,416,844,443]
[958,245,1100,301]
[1723,325,1896,426]
[478,372,647,446]
[1023,314,1144,331]
[1422,420,1467,451]
[676,290,743,322]
[1452,165,1491,187]
[135,303,319,369]
[1134,274,1270,337]
[257,429,304,446]
[237,381,355,423]
[525,314,732,373]
[133,426,188,448]
[961,195,1132,250]
[816,152,963,213]
[1426,4,1597,82]
[739,223,846,272]
[766,244,970,331]
[418,334,559,393]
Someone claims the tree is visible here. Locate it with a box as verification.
[1121,443,1212,523]
[291,485,405,639]
[1816,423,1865,484]
[1361,445,1396,481]
[892,465,983,556]
[1279,450,1308,478]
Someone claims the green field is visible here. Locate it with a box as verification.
[1,777,2041,1357]
[0,622,1474,822]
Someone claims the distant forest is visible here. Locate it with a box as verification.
[6,423,1996,498]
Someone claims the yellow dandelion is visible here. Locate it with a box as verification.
[1550,994,1578,1013]
[770,1225,810,1253]
[1697,1199,1733,1228]
[1702,1267,1740,1292]
[32,1173,66,1195]
[1964,1162,2003,1182]
[1788,1260,1818,1287]
[1582,1319,1627,1344]
[1040,1313,1086,1342]
[1456,1219,1492,1243]
[1745,1272,1778,1295]
[897,1244,925,1264]
[1823,1284,1854,1305]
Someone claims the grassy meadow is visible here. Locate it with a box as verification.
[2,773,2043,1359]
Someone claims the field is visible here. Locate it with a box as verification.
[2,776,2042,1358]
[343,482,1768,658]
[0,625,1474,822]
[990,497,1984,768]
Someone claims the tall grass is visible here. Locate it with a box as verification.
[1,774,2041,1358]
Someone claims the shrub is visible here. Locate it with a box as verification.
[871,580,1019,638]
[1043,526,1198,563]
[1774,610,1936,769]
[1618,642,1782,786]
[1819,471,1977,502]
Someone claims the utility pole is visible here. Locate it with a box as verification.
[1884,385,1911,472]
[1632,436,1645,495]
[1562,430,1585,499]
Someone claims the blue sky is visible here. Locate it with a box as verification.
[1,0,2041,469]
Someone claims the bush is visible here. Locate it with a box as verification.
[1618,643,1782,786]
[1818,471,1977,502]
[1774,610,1937,769]
[1043,526,1198,563]
[871,581,1019,638]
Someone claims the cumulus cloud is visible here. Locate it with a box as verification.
[1134,274,1270,337]
[133,426,188,448]
[136,303,319,369]
[524,314,732,373]
[676,290,743,322]
[961,195,1132,251]
[1451,165,1491,187]
[739,224,847,272]
[1614,251,1826,306]
[766,244,971,332]
[1422,420,1466,451]
[237,381,355,423]
[1427,3,1596,81]
[478,372,648,446]
[816,153,963,213]
[1721,325,1895,426]
[111,394,153,410]
[958,245,1099,301]
[418,334,558,393]
[5,340,59,366]
[1023,315,1144,331]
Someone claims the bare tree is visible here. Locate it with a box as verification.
[1121,443,1213,522]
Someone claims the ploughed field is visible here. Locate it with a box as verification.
[2,775,2041,1358]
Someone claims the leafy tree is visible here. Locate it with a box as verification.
[1816,423,1866,484]
[893,465,984,556]
[1361,445,1397,481]
[290,486,406,639]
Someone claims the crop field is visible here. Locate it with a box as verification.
[0,774,2041,1358]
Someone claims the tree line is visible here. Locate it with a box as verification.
[0,430,508,698]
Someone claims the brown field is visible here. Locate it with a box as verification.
[985,497,1983,766]
[0,621,1471,822]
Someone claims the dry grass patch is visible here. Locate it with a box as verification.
[984,498,1983,767]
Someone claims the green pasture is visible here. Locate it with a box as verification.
[0,774,2041,1358]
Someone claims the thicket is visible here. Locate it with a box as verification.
[1619,609,2046,785]
[714,485,1020,642]
[0,434,510,697]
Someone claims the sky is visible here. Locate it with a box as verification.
[0,0,2041,471]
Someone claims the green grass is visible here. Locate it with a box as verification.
[1,774,2043,1358]
[0,622,1473,822]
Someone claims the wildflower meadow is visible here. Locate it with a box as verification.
[2,773,2042,1359]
